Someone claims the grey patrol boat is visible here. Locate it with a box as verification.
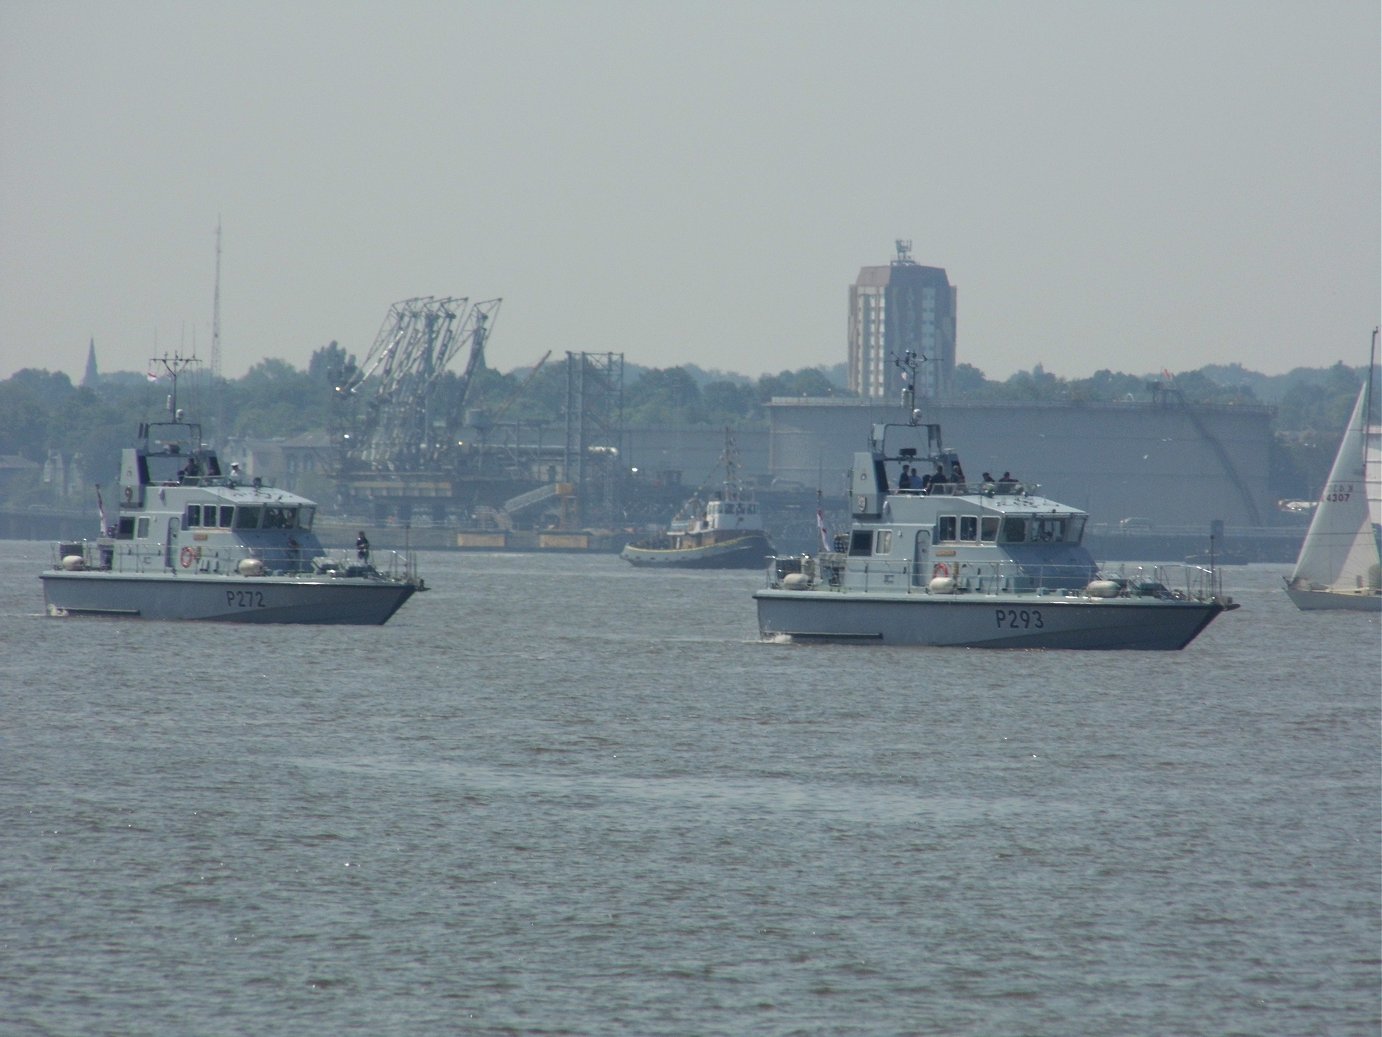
[754,357,1238,650]
[41,354,424,624]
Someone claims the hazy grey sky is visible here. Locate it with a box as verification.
[2,1,1377,385]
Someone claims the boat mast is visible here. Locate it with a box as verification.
[893,349,924,425]
[150,352,200,419]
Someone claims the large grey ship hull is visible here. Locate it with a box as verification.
[41,570,416,625]
[755,588,1230,650]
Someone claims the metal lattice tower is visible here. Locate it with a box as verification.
[210,219,223,443]
[336,296,501,472]
[564,352,624,525]
[211,220,222,383]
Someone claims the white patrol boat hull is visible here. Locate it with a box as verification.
[755,587,1231,650]
[41,569,417,625]
[43,361,426,626]
[621,532,772,569]
[754,385,1238,651]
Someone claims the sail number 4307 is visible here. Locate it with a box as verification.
[1325,482,1355,503]
[996,608,1043,629]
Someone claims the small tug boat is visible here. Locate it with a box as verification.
[40,355,424,624]
[754,355,1237,649]
[621,429,774,569]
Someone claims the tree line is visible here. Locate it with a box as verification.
[0,344,1371,507]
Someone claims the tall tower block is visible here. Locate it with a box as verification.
[848,240,957,400]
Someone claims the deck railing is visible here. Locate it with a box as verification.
[54,539,423,584]
[768,553,1223,602]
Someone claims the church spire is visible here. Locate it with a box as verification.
[82,337,99,388]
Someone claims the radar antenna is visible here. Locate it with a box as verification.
[150,352,201,418]
[892,349,926,423]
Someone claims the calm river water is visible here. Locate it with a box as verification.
[2,541,1378,1036]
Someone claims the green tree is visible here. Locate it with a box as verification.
[628,367,705,425]
[227,358,322,438]
[950,363,988,397]
[702,380,759,423]
[0,379,52,459]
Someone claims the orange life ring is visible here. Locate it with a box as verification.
[932,562,950,579]
[179,546,198,568]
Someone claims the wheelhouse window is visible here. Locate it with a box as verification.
[184,503,227,528]
[981,516,1000,542]
[262,506,299,529]
[297,506,315,530]
[998,514,1083,543]
[875,529,893,555]
[848,530,873,556]
[136,517,151,539]
[1034,518,1065,542]
[959,516,978,542]
[219,506,234,527]
[233,506,262,530]
[937,516,957,542]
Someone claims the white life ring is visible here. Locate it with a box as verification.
[179,546,198,568]
[856,495,868,512]
[124,487,133,502]
[932,562,950,579]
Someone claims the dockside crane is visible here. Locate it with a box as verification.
[335,296,501,473]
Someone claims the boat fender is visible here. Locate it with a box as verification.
[1085,579,1121,598]
[932,562,950,579]
[179,546,199,568]
[929,576,957,594]
[61,554,86,571]
[237,558,266,577]
[783,572,811,591]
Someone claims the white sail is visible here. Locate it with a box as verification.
[1288,380,1380,595]
[1366,386,1382,529]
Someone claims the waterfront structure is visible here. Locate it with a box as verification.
[848,241,957,400]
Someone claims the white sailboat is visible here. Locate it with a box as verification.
[1284,329,1382,612]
